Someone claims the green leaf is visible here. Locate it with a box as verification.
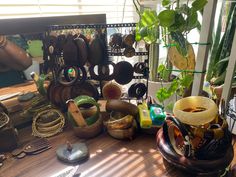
[162,69,171,81]
[162,0,171,7]
[211,70,226,85]
[166,102,174,111]
[170,31,188,57]
[158,10,176,27]
[158,64,165,73]
[156,87,171,103]
[157,64,170,80]
[180,74,193,88]
[178,4,191,15]
[192,0,208,11]
[215,57,230,77]
[135,23,142,41]
[141,9,158,26]
[143,25,159,44]
[168,79,179,94]
[196,20,201,31]
[140,27,148,37]
[135,9,159,44]
[186,10,198,31]
[169,14,186,32]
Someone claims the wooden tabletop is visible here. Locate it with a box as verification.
[0,82,236,177]
[1,123,236,177]
[0,126,193,177]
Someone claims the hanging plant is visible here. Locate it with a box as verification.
[134,0,208,106]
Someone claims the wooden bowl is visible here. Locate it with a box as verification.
[107,121,135,140]
[73,115,103,139]
[104,112,134,130]
[156,128,234,174]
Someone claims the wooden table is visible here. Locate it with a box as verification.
[0,125,198,177]
[0,82,236,177]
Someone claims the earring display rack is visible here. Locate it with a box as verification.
[43,23,149,109]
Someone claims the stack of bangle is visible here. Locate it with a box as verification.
[162,114,231,160]
[163,116,192,157]
[32,108,65,138]
[105,100,138,140]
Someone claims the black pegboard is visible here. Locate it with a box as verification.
[44,23,149,101]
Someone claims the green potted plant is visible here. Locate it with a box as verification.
[206,1,236,101]
[133,0,208,110]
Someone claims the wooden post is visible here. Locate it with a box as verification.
[221,29,236,109]
[149,43,159,82]
[191,0,217,96]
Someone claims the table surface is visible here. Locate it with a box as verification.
[0,82,236,177]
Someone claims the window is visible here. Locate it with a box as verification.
[0,0,138,23]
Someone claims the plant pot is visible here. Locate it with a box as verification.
[210,84,236,99]
[147,80,179,111]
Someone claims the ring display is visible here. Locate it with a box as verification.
[43,24,149,101]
